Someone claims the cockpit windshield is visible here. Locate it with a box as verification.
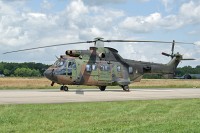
[53,59,66,67]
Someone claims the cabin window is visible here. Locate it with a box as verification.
[129,66,133,74]
[92,64,97,71]
[117,66,121,72]
[100,65,110,71]
[104,65,110,71]
[100,65,104,71]
[86,64,92,72]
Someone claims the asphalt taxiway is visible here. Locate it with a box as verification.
[0,88,200,104]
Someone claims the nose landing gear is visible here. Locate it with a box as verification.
[99,86,106,91]
[60,86,68,91]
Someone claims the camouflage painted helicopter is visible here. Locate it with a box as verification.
[4,37,194,91]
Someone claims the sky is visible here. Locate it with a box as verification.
[0,0,200,67]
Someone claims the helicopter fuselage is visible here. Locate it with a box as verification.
[44,46,180,90]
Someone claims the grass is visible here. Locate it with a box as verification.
[0,77,200,89]
[0,99,200,132]
[132,79,200,88]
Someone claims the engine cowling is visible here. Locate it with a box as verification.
[65,50,81,57]
[98,52,105,58]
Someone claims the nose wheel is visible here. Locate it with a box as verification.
[99,86,106,91]
[60,86,68,91]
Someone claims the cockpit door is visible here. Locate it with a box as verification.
[67,61,77,80]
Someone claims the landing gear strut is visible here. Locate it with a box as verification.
[99,86,106,91]
[60,86,68,91]
[51,82,55,86]
[121,85,129,92]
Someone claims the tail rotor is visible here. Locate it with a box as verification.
[162,40,195,61]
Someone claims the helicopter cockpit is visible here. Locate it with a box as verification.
[53,59,66,67]
[51,58,76,76]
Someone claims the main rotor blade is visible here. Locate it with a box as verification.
[3,41,94,54]
[104,40,194,44]
[181,58,196,60]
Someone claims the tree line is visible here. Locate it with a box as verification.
[0,62,199,78]
[144,66,200,79]
[176,66,200,76]
[0,62,50,77]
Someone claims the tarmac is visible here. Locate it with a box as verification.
[0,88,200,104]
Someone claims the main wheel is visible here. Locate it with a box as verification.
[60,86,64,91]
[99,86,106,91]
[63,86,69,91]
[122,85,129,92]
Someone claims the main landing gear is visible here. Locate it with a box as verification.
[60,86,68,91]
[99,85,130,92]
[121,85,130,92]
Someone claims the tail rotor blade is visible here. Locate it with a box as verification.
[172,40,175,55]
[162,52,171,57]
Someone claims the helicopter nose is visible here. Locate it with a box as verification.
[44,69,53,79]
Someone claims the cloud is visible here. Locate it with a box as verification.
[66,0,88,20]
[41,0,53,10]
[194,41,200,46]
[0,0,127,63]
[83,0,126,5]
[0,0,199,67]
[119,12,184,33]
[179,1,200,24]
[161,0,175,11]
[120,1,200,33]
[119,12,162,33]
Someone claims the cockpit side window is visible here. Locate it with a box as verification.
[68,62,72,68]
[53,59,66,67]
[72,62,76,69]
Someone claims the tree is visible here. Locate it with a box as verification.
[31,69,41,77]
[3,69,10,76]
[14,68,32,77]
[0,63,4,74]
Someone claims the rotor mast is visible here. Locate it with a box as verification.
[94,37,104,47]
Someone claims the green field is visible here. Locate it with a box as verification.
[0,99,200,133]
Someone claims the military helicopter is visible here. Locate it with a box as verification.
[4,37,195,91]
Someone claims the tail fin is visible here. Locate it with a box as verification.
[167,53,183,68]
[162,40,195,77]
[162,40,195,67]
